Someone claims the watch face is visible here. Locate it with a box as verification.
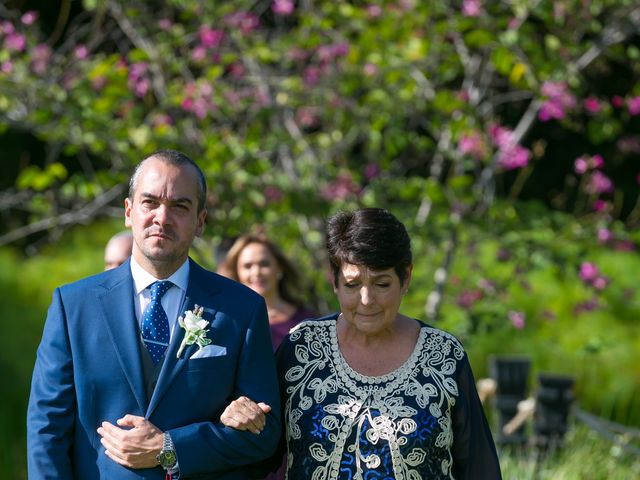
[158,450,177,468]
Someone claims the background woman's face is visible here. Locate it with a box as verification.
[334,263,410,336]
[237,242,281,298]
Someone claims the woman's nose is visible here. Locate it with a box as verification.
[360,287,374,305]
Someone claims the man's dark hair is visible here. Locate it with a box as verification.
[128,149,207,212]
[326,208,412,284]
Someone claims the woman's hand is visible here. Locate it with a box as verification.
[220,396,272,434]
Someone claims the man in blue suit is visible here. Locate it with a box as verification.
[27,150,280,479]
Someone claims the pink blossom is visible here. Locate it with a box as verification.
[489,124,513,149]
[586,171,614,194]
[597,228,613,243]
[30,43,51,75]
[134,79,149,97]
[363,63,378,76]
[498,144,530,170]
[462,0,482,17]
[367,5,383,17]
[592,199,609,212]
[272,0,295,16]
[158,18,172,30]
[584,96,602,113]
[21,11,39,26]
[364,163,381,181]
[303,66,322,86]
[508,311,526,329]
[265,186,284,202]
[611,95,625,108]
[225,12,260,34]
[591,154,604,169]
[320,174,360,200]
[457,289,483,309]
[574,156,589,175]
[5,33,26,52]
[0,21,15,35]
[1,61,12,74]
[458,131,486,160]
[579,262,599,282]
[74,45,89,60]
[229,62,246,79]
[627,96,640,116]
[296,106,319,128]
[198,26,224,49]
[616,136,640,154]
[538,81,576,122]
[592,276,609,290]
[191,45,207,62]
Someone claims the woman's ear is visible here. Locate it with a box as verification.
[401,264,413,294]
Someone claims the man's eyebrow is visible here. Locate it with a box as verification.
[140,193,193,204]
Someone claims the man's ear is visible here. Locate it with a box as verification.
[195,208,207,237]
[124,198,133,227]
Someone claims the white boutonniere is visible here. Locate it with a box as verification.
[176,305,212,358]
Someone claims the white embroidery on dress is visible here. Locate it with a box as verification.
[283,319,465,479]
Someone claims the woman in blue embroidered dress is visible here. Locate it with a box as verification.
[222,208,501,479]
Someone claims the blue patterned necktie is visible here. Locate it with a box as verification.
[141,280,173,364]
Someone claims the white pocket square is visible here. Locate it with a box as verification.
[190,344,227,359]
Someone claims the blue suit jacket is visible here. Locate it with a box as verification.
[27,258,281,479]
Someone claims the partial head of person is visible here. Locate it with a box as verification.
[104,231,133,270]
[124,150,207,279]
[219,233,305,307]
[326,208,413,335]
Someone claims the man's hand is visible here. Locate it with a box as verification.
[220,396,272,434]
[97,414,164,468]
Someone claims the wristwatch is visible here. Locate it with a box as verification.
[156,432,178,471]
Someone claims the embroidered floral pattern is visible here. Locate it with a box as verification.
[281,318,465,480]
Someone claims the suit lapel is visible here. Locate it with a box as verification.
[97,263,147,413]
[146,260,220,417]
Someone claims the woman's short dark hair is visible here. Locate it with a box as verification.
[326,208,412,284]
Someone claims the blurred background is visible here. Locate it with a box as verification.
[1,0,639,478]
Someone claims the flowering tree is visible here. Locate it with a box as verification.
[1,0,639,316]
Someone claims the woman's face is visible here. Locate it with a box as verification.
[334,262,411,336]
[236,242,281,298]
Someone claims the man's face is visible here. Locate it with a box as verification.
[124,157,206,277]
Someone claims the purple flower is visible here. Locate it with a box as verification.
[538,81,576,122]
[592,276,609,290]
[364,163,381,181]
[21,11,39,26]
[579,262,599,283]
[574,156,589,175]
[198,26,224,49]
[303,66,322,86]
[462,0,482,17]
[272,0,295,16]
[508,311,526,329]
[591,154,604,169]
[363,63,378,76]
[457,289,483,309]
[191,45,207,62]
[458,131,486,160]
[296,106,319,128]
[627,96,640,116]
[498,144,530,170]
[1,61,12,74]
[586,171,614,195]
[320,174,360,200]
[74,45,89,60]
[225,12,260,34]
[5,33,26,52]
[616,136,640,154]
[30,43,51,75]
[367,5,383,17]
[158,18,172,30]
[584,96,602,113]
[597,228,613,243]
[611,95,625,108]
[265,186,284,202]
[592,199,609,212]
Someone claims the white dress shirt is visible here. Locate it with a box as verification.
[130,256,190,339]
